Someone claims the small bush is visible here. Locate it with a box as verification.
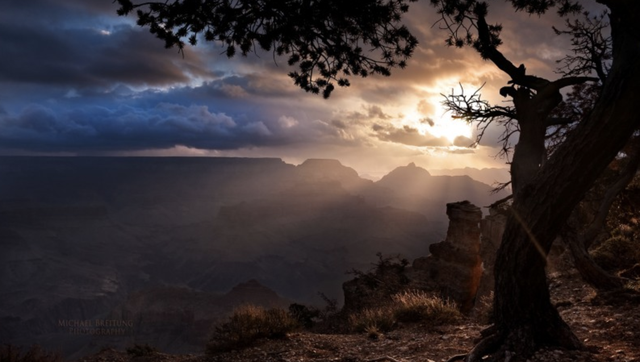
[0,344,62,362]
[346,253,410,310]
[364,325,383,340]
[591,235,640,271]
[348,307,396,333]
[472,291,494,324]
[126,343,157,357]
[289,303,320,329]
[391,290,461,325]
[207,305,298,354]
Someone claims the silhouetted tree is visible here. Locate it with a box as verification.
[444,9,635,294]
[116,0,418,98]
[434,2,640,360]
[117,0,640,360]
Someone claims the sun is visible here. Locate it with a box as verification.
[404,101,472,144]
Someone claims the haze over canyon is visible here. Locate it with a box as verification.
[0,156,508,357]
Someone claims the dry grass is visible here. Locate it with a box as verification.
[206,305,298,354]
[391,290,462,325]
[472,291,494,324]
[348,307,396,333]
[348,290,461,335]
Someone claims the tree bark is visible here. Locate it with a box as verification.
[510,102,551,197]
[481,3,640,360]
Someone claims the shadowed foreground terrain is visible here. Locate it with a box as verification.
[75,270,640,362]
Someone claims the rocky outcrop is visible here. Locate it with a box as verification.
[410,201,483,313]
[473,208,507,308]
[339,201,509,317]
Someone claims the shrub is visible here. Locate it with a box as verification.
[350,253,409,296]
[288,303,321,329]
[591,235,640,271]
[391,290,462,325]
[472,291,494,324]
[126,343,157,357]
[345,253,410,311]
[0,344,62,362]
[348,307,396,333]
[207,305,298,354]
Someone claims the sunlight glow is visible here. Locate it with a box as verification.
[404,99,472,143]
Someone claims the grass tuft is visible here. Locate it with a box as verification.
[206,305,298,354]
[391,290,462,325]
[348,307,396,333]
[348,290,461,335]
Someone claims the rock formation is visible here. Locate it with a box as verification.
[473,207,507,309]
[410,201,483,313]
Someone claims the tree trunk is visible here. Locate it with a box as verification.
[471,3,640,361]
[510,112,547,196]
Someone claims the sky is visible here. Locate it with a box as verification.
[0,0,606,178]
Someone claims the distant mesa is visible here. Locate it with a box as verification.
[373,162,509,217]
[297,159,360,179]
[378,162,432,182]
[430,166,510,188]
[225,279,282,302]
[296,158,373,192]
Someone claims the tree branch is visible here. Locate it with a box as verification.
[549,76,599,91]
[581,139,640,248]
[545,117,576,127]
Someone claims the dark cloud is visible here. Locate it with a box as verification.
[340,104,395,122]
[0,0,598,168]
[0,0,217,91]
[0,103,330,153]
[373,124,450,147]
[366,105,392,119]
[0,22,214,89]
[453,135,475,148]
[372,124,385,132]
[60,0,122,14]
[331,120,348,129]
[420,117,435,127]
